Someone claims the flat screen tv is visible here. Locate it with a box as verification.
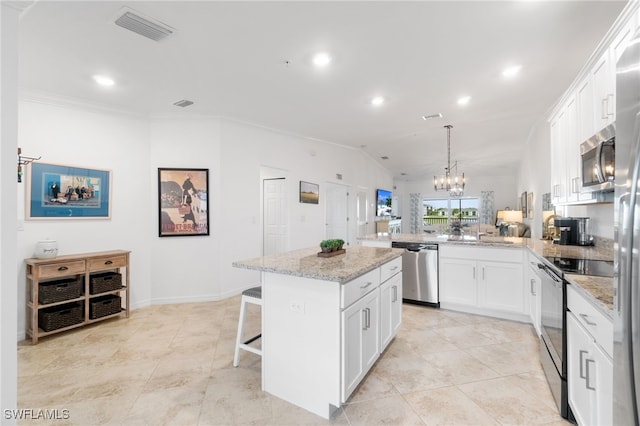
[376,189,392,217]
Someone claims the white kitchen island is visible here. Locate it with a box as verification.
[233,246,403,419]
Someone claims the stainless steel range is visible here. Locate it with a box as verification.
[536,259,572,420]
[537,255,614,420]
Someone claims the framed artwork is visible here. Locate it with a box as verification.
[158,168,209,237]
[527,192,534,219]
[299,181,319,204]
[26,162,111,219]
[521,191,528,218]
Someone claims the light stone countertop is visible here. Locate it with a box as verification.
[565,274,614,320]
[360,233,614,316]
[233,246,404,284]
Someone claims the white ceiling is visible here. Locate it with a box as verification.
[18,1,626,181]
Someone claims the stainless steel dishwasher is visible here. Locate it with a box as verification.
[391,242,439,306]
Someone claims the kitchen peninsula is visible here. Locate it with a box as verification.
[233,246,404,419]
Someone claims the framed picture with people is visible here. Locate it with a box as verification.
[158,168,210,237]
[26,162,111,219]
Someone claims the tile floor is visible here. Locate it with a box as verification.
[18,298,572,425]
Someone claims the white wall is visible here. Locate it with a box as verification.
[16,99,393,337]
[17,99,153,337]
[216,119,393,295]
[1,2,23,421]
[394,172,518,232]
[149,116,223,303]
[516,117,552,239]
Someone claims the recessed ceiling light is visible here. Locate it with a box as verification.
[502,65,522,78]
[371,96,385,106]
[313,52,331,67]
[93,75,115,87]
[457,96,471,106]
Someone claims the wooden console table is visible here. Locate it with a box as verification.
[25,250,130,344]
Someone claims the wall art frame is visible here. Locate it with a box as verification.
[299,181,319,204]
[527,192,534,219]
[521,191,528,218]
[158,168,210,237]
[26,162,112,220]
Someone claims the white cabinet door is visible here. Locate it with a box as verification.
[592,51,614,131]
[567,311,594,426]
[439,258,477,306]
[576,76,595,142]
[342,297,364,399]
[380,272,402,350]
[477,261,524,314]
[361,289,380,373]
[527,263,541,336]
[550,115,565,204]
[567,311,613,426]
[341,288,380,401]
[592,341,613,426]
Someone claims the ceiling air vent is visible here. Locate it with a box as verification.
[114,8,174,42]
[173,100,194,108]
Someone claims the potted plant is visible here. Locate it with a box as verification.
[333,239,345,251]
[320,240,333,253]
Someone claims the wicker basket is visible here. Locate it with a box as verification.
[89,272,122,294]
[38,302,83,332]
[89,295,122,319]
[38,277,82,304]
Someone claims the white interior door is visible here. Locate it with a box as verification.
[263,178,288,255]
[325,182,349,243]
[356,189,368,238]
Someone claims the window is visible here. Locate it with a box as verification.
[423,197,480,228]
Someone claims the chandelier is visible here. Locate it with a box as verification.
[434,124,465,197]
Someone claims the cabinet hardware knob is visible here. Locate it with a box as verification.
[105,260,113,265]
[58,266,68,271]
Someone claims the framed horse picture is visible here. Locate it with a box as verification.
[158,168,209,237]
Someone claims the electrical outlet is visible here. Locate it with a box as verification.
[289,300,305,314]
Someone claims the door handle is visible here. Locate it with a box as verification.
[579,350,588,379]
[360,282,373,290]
[585,358,596,390]
[366,308,371,329]
[392,285,398,302]
[579,313,597,327]
[530,278,536,296]
[601,98,609,120]
[362,309,367,330]
[473,267,476,280]
[482,267,485,280]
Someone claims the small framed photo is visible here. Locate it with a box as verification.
[299,181,319,204]
[158,168,209,237]
[527,192,533,219]
[26,162,111,219]
[521,191,528,218]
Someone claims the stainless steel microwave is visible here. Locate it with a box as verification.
[580,123,615,192]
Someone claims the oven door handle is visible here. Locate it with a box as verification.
[538,263,562,283]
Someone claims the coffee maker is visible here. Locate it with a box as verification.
[553,217,593,246]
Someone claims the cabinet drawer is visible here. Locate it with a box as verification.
[88,255,127,272]
[567,284,613,357]
[38,260,86,279]
[440,245,523,263]
[380,257,402,283]
[342,268,380,309]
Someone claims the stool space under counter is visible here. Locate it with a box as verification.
[233,246,403,419]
